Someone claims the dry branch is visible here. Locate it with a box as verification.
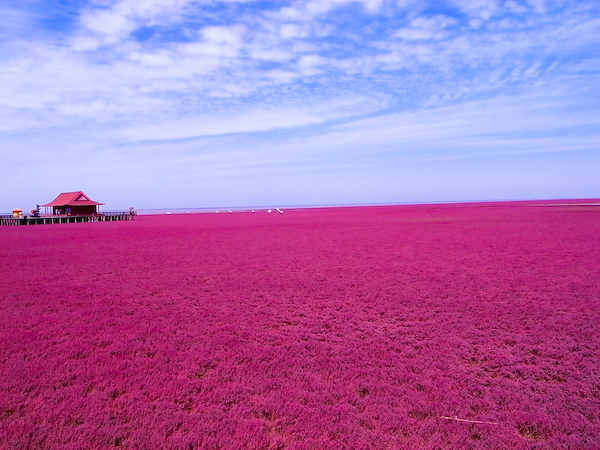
[440,416,499,425]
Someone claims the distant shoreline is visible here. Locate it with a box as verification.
[134,198,600,215]
[3,198,599,217]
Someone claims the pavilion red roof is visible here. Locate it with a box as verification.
[41,191,104,207]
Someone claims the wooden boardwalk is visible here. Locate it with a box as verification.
[0,211,137,226]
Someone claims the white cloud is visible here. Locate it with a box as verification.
[275,0,385,22]
[393,28,442,40]
[129,50,174,66]
[526,0,547,14]
[122,95,386,141]
[505,0,528,14]
[201,25,246,47]
[76,0,196,46]
[451,0,500,22]
[248,47,294,61]
[259,70,298,85]
[298,54,323,67]
[0,4,39,41]
[279,23,310,39]
[410,15,457,30]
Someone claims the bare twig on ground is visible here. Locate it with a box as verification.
[440,416,498,425]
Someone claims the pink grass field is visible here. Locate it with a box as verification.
[1,201,600,449]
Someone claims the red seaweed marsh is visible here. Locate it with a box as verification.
[1,201,599,449]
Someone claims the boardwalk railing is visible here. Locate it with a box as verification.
[0,211,137,226]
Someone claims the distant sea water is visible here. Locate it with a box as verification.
[136,205,314,215]
[134,202,445,215]
[135,203,387,215]
[134,198,600,215]
[1,203,394,217]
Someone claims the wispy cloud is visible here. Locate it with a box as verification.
[122,94,386,140]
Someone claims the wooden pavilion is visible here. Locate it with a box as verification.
[41,191,104,216]
[1,191,136,225]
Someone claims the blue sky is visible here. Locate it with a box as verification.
[1,0,599,211]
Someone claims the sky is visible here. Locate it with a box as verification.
[1,0,599,211]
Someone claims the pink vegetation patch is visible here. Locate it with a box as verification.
[1,201,599,449]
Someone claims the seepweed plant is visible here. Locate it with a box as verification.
[1,201,599,449]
